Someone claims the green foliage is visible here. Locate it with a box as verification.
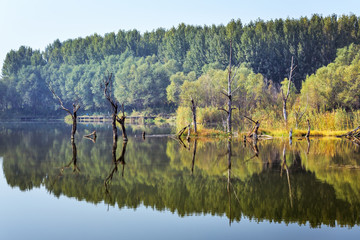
[166,71,196,105]
[2,14,360,120]
[197,107,224,126]
[175,106,192,130]
[300,43,360,112]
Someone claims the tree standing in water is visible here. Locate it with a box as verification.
[102,73,128,142]
[49,85,80,141]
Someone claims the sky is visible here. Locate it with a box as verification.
[1,0,360,72]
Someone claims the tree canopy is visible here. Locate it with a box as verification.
[1,14,360,116]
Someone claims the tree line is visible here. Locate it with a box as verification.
[1,14,360,117]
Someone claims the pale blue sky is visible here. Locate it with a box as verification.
[1,0,359,72]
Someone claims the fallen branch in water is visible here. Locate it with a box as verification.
[337,125,360,145]
[177,125,189,138]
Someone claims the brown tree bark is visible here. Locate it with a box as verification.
[305,119,311,138]
[191,97,197,134]
[116,104,128,142]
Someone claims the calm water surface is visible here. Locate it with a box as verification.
[1,122,360,239]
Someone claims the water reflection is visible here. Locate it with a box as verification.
[104,137,128,193]
[1,123,360,228]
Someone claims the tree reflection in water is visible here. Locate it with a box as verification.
[104,137,128,194]
[1,125,360,228]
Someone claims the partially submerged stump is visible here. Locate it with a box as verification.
[243,116,272,141]
[337,126,360,145]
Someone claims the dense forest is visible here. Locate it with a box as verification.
[1,14,360,129]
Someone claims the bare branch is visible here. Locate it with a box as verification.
[73,103,80,114]
[285,56,296,100]
[243,115,256,124]
[230,64,241,84]
[232,84,242,94]
[48,84,72,115]
[177,125,188,137]
[103,73,117,110]
[218,107,229,114]
[221,91,229,98]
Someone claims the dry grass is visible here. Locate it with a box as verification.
[258,128,349,137]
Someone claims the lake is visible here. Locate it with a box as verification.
[1,122,360,239]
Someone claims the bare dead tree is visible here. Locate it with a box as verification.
[190,97,197,134]
[102,73,128,142]
[219,40,239,135]
[305,119,311,138]
[49,85,80,141]
[116,103,128,141]
[281,56,296,126]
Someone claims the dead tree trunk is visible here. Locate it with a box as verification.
[102,73,128,142]
[71,104,79,141]
[305,119,311,138]
[227,41,233,134]
[281,56,296,126]
[219,40,239,135]
[49,86,80,141]
[191,97,197,134]
[112,104,118,141]
[186,124,191,141]
[116,104,128,142]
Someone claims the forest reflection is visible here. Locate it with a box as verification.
[1,124,360,228]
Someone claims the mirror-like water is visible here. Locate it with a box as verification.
[1,122,360,239]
